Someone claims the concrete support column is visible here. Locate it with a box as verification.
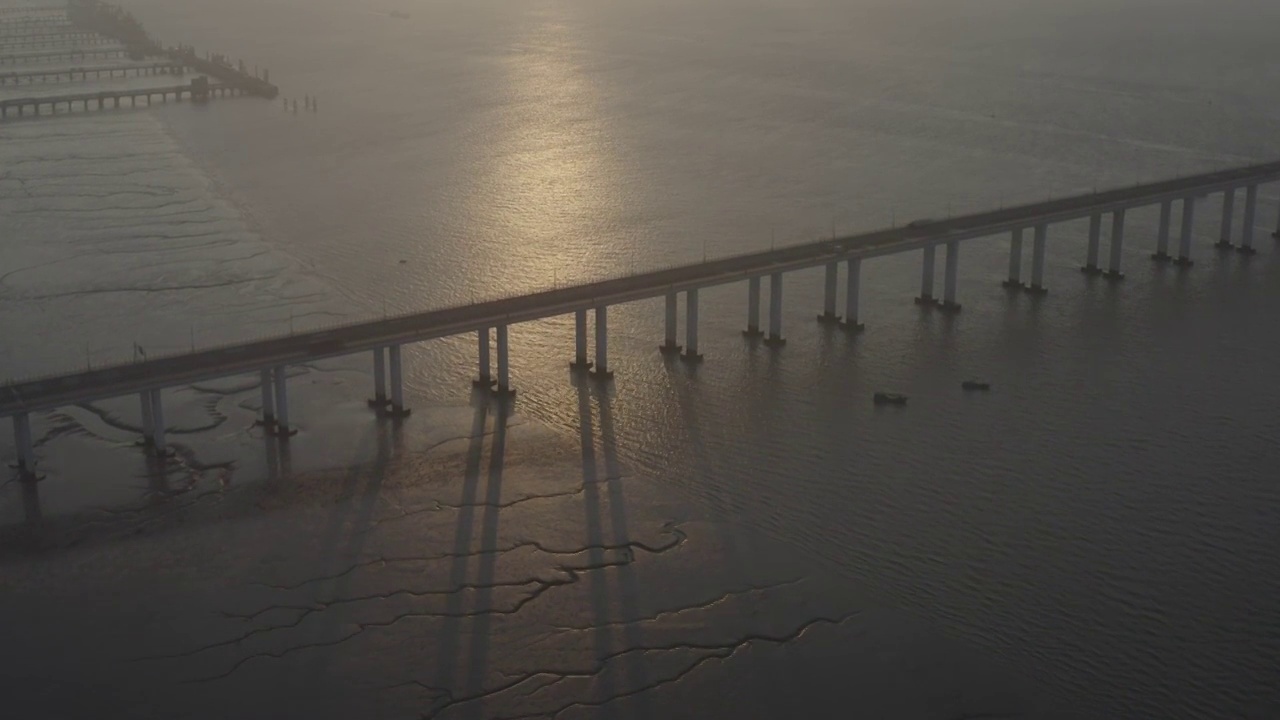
[259,369,276,425]
[915,245,937,305]
[941,241,961,312]
[744,276,763,337]
[13,413,35,471]
[682,289,703,362]
[1027,224,1049,295]
[570,310,592,370]
[140,390,156,445]
[590,307,613,379]
[1003,228,1025,288]
[1104,209,1126,280]
[1081,213,1103,275]
[388,344,410,415]
[764,272,786,347]
[494,326,514,397]
[369,347,387,406]
[150,389,168,456]
[1152,200,1173,262]
[818,262,840,323]
[1273,195,1280,240]
[273,366,294,436]
[659,292,681,354]
[1216,188,1236,249]
[1238,185,1258,255]
[840,258,864,332]
[475,329,494,386]
[1175,197,1196,267]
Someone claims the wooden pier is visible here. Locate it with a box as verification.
[0,46,124,65]
[0,61,183,85]
[0,34,116,51]
[0,78,235,119]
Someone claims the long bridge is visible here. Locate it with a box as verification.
[0,60,182,85]
[5,162,1280,471]
[0,78,235,117]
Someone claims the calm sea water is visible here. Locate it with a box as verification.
[4,0,1280,717]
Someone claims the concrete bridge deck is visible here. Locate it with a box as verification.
[4,160,1280,420]
[0,79,232,117]
[0,60,181,84]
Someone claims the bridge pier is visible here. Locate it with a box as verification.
[474,329,495,386]
[840,257,864,332]
[1027,224,1049,295]
[12,413,35,473]
[258,369,276,426]
[1238,185,1258,255]
[388,344,411,415]
[764,272,786,347]
[682,289,703,362]
[915,245,937,305]
[1081,214,1103,275]
[659,292,681,355]
[1003,228,1025,288]
[590,307,613,379]
[1175,197,1196,267]
[150,390,169,456]
[941,240,961,312]
[817,262,840,323]
[743,276,763,337]
[1274,196,1280,240]
[493,327,514,397]
[138,391,155,445]
[570,311,592,370]
[1152,200,1173,261]
[1215,188,1236,249]
[369,347,389,405]
[1104,209,1125,280]
[272,366,295,436]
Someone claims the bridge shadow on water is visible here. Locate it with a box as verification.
[294,411,402,688]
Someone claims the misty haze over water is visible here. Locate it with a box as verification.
[3,0,1280,717]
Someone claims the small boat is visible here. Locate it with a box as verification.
[873,392,908,406]
[961,381,990,391]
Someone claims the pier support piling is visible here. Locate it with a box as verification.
[840,257,864,332]
[941,241,961,312]
[1175,197,1196,267]
[13,413,35,472]
[659,292,681,354]
[590,307,613,379]
[493,327,514,397]
[1152,200,1173,262]
[915,245,937,305]
[259,369,277,426]
[150,389,169,456]
[570,311,592,370]
[1273,199,1280,240]
[682,289,703,362]
[818,262,841,323]
[369,347,389,406]
[1238,185,1258,255]
[140,390,155,445]
[743,276,763,337]
[764,272,786,347]
[1104,209,1126,280]
[1027,224,1049,295]
[387,344,411,415]
[272,366,295,436]
[475,329,495,386]
[1216,188,1236,249]
[1003,228,1025,288]
[1082,214,1103,275]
